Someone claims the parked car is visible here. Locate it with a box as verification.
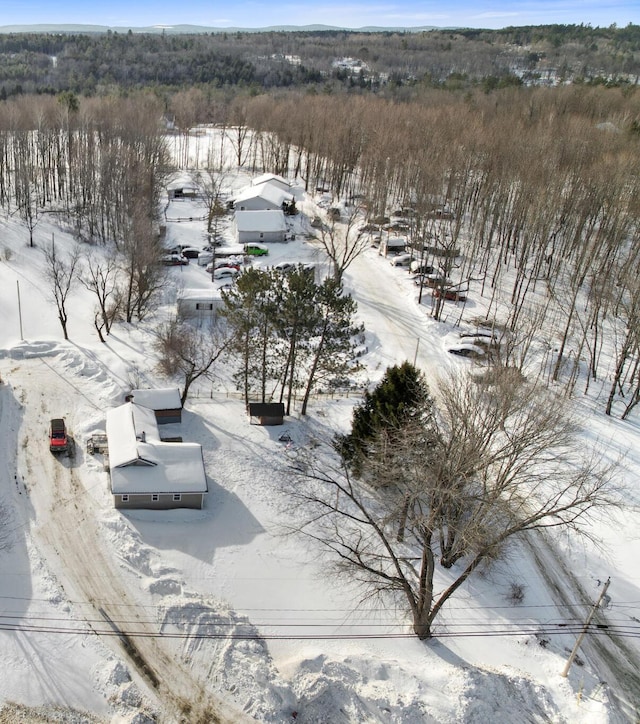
[244,243,269,256]
[213,267,240,280]
[205,260,241,273]
[410,261,435,275]
[433,288,467,302]
[274,261,315,274]
[180,246,203,259]
[161,253,189,266]
[447,344,485,359]
[390,253,412,267]
[49,418,69,454]
[415,274,450,288]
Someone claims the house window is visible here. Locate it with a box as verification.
[173,494,182,502]
[259,233,264,239]
[151,494,159,502]
[196,303,213,311]
[121,495,129,502]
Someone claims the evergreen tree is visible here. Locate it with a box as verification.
[336,361,434,472]
[221,267,279,406]
[299,277,363,415]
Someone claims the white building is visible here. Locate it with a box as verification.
[177,289,225,320]
[234,210,288,243]
[251,173,292,193]
[233,182,293,212]
[106,401,207,510]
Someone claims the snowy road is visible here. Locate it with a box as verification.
[343,245,468,389]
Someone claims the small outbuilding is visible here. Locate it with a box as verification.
[247,402,286,426]
[126,388,183,425]
[167,184,199,200]
[177,289,225,320]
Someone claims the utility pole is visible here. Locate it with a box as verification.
[16,280,24,340]
[561,577,610,678]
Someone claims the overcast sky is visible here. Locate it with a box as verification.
[2,0,639,30]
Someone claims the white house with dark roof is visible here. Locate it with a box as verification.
[106,401,207,510]
[234,209,288,244]
[233,182,293,212]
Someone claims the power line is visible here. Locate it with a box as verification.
[0,620,637,642]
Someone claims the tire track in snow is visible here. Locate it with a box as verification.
[13,355,251,724]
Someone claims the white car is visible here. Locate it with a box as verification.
[213,267,240,280]
[390,253,412,267]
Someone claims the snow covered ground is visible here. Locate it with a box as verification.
[0,129,638,723]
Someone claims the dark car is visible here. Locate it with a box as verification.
[49,418,69,454]
[161,253,189,266]
[410,261,435,275]
[447,344,485,359]
[180,247,203,259]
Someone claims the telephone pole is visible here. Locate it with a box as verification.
[561,577,610,678]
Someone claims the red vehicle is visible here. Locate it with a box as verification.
[432,288,467,302]
[49,418,69,454]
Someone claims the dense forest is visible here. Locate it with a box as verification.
[0,24,640,98]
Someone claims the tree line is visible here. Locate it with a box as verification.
[1,24,640,99]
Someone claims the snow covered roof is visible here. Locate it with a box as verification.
[251,173,291,189]
[106,402,160,468]
[234,210,287,233]
[110,442,208,495]
[234,182,292,207]
[178,288,224,302]
[129,388,182,411]
[106,401,207,494]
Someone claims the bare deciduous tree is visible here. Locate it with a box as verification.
[154,317,231,405]
[77,251,121,343]
[314,204,369,282]
[289,369,619,639]
[43,240,80,340]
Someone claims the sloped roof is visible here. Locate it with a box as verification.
[106,402,160,468]
[234,182,292,208]
[178,288,224,303]
[234,210,287,233]
[130,388,182,411]
[110,442,208,495]
[252,173,291,189]
[106,401,207,495]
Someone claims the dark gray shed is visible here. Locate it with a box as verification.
[247,402,285,426]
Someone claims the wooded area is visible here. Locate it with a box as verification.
[1,24,640,98]
[1,24,640,416]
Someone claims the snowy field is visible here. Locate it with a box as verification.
[0,128,638,723]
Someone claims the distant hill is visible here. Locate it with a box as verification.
[0,23,441,35]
